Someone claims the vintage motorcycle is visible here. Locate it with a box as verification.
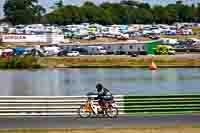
[78,95,118,118]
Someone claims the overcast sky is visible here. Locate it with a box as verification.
[0,0,198,17]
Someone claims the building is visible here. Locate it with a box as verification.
[64,40,161,55]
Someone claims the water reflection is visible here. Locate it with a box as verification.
[0,68,199,96]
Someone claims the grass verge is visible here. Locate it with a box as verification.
[1,54,200,69]
[0,56,43,69]
[39,55,200,68]
[193,28,200,33]
[0,126,200,133]
[161,35,200,39]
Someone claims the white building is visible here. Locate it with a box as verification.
[64,40,148,55]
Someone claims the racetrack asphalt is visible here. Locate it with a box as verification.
[0,114,200,128]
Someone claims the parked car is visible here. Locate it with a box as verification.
[149,35,160,40]
[71,47,88,55]
[1,49,14,57]
[67,51,80,56]
[153,45,176,55]
[57,48,69,56]
[13,48,26,56]
[128,51,139,57]
[81,34,96,40]
[43,46,60,56]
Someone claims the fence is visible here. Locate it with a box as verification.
[0,95,199,116]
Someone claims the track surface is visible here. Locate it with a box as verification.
[0,115,200,128]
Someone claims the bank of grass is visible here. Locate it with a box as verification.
[0,56,43,69]
[1,126,200,133]
[1,54,199,69]
[161,35,200,40]
[193,27,200,33]
[39,55,200,68]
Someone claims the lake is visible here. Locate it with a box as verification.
[0,68,199,96]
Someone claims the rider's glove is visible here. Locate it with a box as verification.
[94,97,99,100]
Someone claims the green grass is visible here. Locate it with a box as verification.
[192,28,200,33]
[0,56,43,69]
[123,95,200,114]
[124,95,200,99]
[39,55,200,68]
[4,55,199,69]
[124,104,200,108]
[125,111,200,116]
[0,126,200,133]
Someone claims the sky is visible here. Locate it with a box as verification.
[0,0,199,17]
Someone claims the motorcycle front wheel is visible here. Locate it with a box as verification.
[78,105,91,118]
[106,107,119,118]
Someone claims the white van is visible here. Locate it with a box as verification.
[43,46,60,56]
[87,46,107,55]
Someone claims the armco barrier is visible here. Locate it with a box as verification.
[0,95,124,116]
[0,95,199,116]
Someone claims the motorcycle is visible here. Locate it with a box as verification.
[78,96,118,118]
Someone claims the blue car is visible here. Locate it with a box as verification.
[13,48,26,55]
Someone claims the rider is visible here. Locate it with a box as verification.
[95,83,113,111]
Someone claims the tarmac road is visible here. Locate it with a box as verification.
[0,114,200,128]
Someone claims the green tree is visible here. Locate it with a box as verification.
[197,4,200,22]
[45,1,198,25]
[120,0,139,7]
[4,0,45,25]
[51,0,64,10]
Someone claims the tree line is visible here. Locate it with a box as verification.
[3,0,200,25]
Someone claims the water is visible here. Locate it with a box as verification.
[0,68,200,96]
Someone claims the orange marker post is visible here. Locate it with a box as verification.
[149,55,157,70]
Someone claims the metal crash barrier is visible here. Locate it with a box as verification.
[0,95,199,116]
